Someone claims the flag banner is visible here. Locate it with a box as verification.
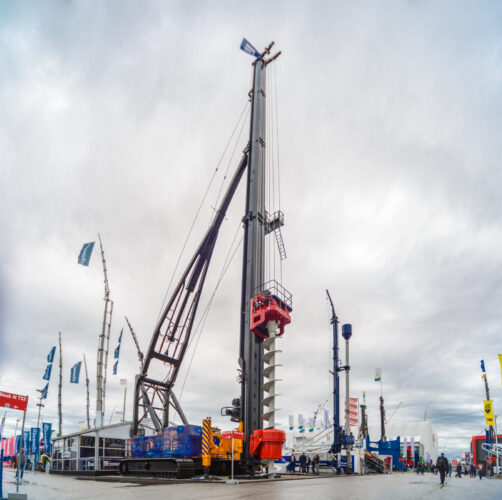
[410,436,415,456]
[42,423,52,453]
[23,430,29,452]
[375,368,382,382]
[308,417,314,432]
[288,415,294,430]
[481,360,486,373]
[323,409,329,429]
[402,437,407,457]
[120,378,127,386]
[43,364,52,381]
[298,413,304,433]
[41,383,49,399]
[30,427,40,455]
[115,411,124,419]
[47,346,56,363]
[114,329,123,359]
[78,421,86,429]
[70,361,82,383]
[78,241,95,266]
[498,354,502,384]
[113,360,118,375]
[7,436,15,457]
[484,400,495,426]
[15,435,20,455]
[240,38,260,58]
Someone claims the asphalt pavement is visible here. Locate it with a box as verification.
[2,468,501,499]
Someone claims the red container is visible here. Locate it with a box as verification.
[250,429,286,459]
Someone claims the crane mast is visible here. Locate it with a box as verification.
[129,41,287,478]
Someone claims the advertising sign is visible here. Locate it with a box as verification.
[484,400,495,426]
[30,427,40,455]
[0,391,28,411]
[42,423,52,453]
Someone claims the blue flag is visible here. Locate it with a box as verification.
[240,38,260,58]
[43,364,52,381]
[15,435,20,455]
[47,346,56,363]
[114,328,123,359]
[41,383,49,399]
[113,360,118,375]
[30,427,40,455]
[78,242,95,266]
[70,361,82,383]
[42,423,52,453]
[481,360,486,373]
[23,430,30,452]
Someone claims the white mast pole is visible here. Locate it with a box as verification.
[96,233,112,427]
[83,353,90,429]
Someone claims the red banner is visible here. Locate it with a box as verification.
[0,391,28,411]
[0,436,16,457]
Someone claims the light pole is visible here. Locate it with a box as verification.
[495,416,500,475]
[342,324,353,474]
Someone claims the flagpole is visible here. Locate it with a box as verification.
[102,300,114,418]
[96,233,113,428]
[83,354,90,429]
[58,331,63,437]
[36,393,44,429]
[122,384,127,423]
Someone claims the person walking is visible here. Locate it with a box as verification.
[313,454,320,475]
[299,452,307,474]
[455,463,462,478]
[478,463,483,480]
[289,453,296,473]
[16,448,26,481]
[436,452,449,486]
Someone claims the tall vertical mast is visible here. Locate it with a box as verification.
[102,300,114,417]
[481,363,494,441]
[239,42,280,470]
[96,233,112,427]
[83,353,90,430]
[58,331,63,436]
[326,290,342,454]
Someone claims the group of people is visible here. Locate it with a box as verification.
[288,452,321,474]
[435,453,486,485]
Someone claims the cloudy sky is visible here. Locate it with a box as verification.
[1,1,502,458]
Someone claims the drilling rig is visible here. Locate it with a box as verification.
[120,39,292,478]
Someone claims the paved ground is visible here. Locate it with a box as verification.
[2,469,501,499]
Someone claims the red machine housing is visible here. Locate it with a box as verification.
[472,434,502,466]
[250,292,292,339]
[249,429,286,459]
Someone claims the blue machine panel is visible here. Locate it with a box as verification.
[129,424,202,458]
